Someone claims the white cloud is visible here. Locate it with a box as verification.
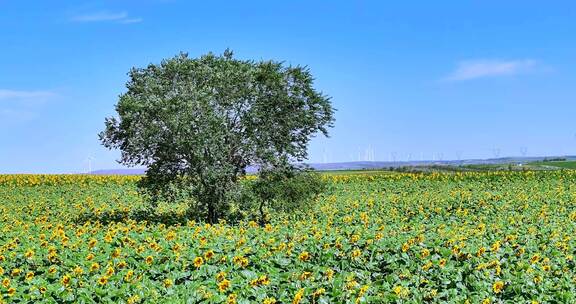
[120,18,143,24]
[0,89,55,101]
[0,90,54,124]
[444,59,537,81]
[71,11,142,24]
[71,11,127,22]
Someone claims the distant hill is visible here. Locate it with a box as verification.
[89,155,576,175]
[90,169,146,175]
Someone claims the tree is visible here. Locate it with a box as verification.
[251,164,326,225]
[99,50,334,223]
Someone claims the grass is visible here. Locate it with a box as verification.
[528,160,576,170]
[541,160,576,169]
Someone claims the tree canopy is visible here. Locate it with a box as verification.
[100,50,334,222]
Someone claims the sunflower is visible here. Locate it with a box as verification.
[106,266,115,276]
[313,288,326,298]
[491,241,501,252]
[299,271,312,281]
[227,293,237,304]
[393,285,408,297]
[97,276,108,286]
[533,276,542,284]
[204,250,214,260]
[193,257,204,268]
[127,295,141,304]
[112,248,121,258]
[24,249,34,259]
[86,253,95,261]
[48,266,57,275]
[237,257,249,268]
[117,261,127,269]
[73,266,84,276]
[325,268,334,280]
[217,279,230,292]
[263,298,276,304]
[421,248,430,258]
[90,263,100,272]
[299,251,311,262]
[216,271,226,282]
[25,271,34,281]
[401,243,410,252]
[10,268,21,277]
[293,288,305,304]
[163,278,173,288]
[124,270,135,282]
[493,281,504,293]
[439,259,447,267]
[350,234,360,243]
[61,275,71,286]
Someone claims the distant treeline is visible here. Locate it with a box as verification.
[541,157,567,162]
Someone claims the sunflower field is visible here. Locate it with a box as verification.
[1,171,575,303]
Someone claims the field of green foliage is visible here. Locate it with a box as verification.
[1,172,575,303]
[531,161,576,170]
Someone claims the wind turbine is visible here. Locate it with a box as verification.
[437,153,444,162]
[366,145,375,161]
[86,156,94,174]
[520,147,528,157]
[456,151,463,165]
[390,152,397,163]
[492,148,501,159]
[517,147,528,167]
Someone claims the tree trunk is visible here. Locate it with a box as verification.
[259,200,266,226]
[207,198,217,224]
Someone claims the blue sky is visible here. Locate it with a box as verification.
[1,1,575,173]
